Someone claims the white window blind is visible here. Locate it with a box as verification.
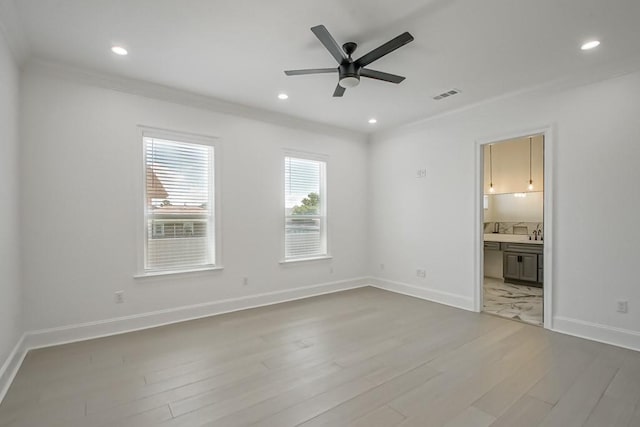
[284,156,327,259]
[143,136,215,271]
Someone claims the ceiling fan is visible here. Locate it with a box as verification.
[284,25,414,97]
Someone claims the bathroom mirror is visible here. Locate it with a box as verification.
[484,192,543,223]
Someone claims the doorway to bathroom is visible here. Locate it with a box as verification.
[475,129,553,328]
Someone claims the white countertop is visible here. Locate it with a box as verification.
[484,233,544,245]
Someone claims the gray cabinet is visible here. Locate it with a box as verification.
[502,243,543,285]
[521,253,538,282]
[503,253,520,280]
[484,241,500,251]
[538,254,544,284]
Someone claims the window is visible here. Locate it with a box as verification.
[143,134,215,272]
[284,155,327,260]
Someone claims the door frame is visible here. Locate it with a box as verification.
[473,126,554,329]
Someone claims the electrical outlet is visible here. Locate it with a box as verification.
[617,300,628,313]
[114,291,124,304]
[380,263,385,270]
[416,168,427,178]
[243,277,249,286]
[416,269,426,278]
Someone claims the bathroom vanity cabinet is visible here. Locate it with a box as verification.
[484,236,543,286]
[502,242,543,285]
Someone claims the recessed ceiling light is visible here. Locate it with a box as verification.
[277,93,289,100]
[581,40,600,51]
[368,118,378,124]
[111,46,128,56]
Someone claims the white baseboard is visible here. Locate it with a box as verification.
[369,277,474,311]
[553,316,640,352]
[0,334,27,404]
[22,277,369,351]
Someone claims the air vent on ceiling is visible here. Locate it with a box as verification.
[433,88,461,101]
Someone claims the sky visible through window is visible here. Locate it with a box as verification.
[145,137,211,208]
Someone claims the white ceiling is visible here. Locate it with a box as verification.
[7,0,640,133]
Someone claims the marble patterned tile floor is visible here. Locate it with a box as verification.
[483,277,543,326]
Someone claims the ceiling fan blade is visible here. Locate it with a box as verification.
[355,32,414,67]
[333,84,346,97]
[284,68,337,76]
[311,25,348,64]
[360,68,406,83]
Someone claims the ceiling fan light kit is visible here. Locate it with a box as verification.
[285,25,414,97]
[339,76,360,88]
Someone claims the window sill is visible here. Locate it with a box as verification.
[279,255,333,264]
[134,265,223,279]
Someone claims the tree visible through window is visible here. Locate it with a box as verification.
[291,192,319,215]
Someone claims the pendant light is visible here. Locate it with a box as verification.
[489,144,495,193]
[528,137,534,191]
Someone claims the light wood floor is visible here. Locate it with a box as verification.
[1,287,639,427]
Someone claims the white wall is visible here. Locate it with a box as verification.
[0,30,22,370]
[14,55,640,352]
[370,70,640,348]
[20,64,369,332]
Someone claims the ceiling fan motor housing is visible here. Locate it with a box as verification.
[339,62,360,88]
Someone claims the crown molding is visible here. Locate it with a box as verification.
[24,58,367,143]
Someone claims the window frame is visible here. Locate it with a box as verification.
[281,151,330,263]
[135,126,223,278]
